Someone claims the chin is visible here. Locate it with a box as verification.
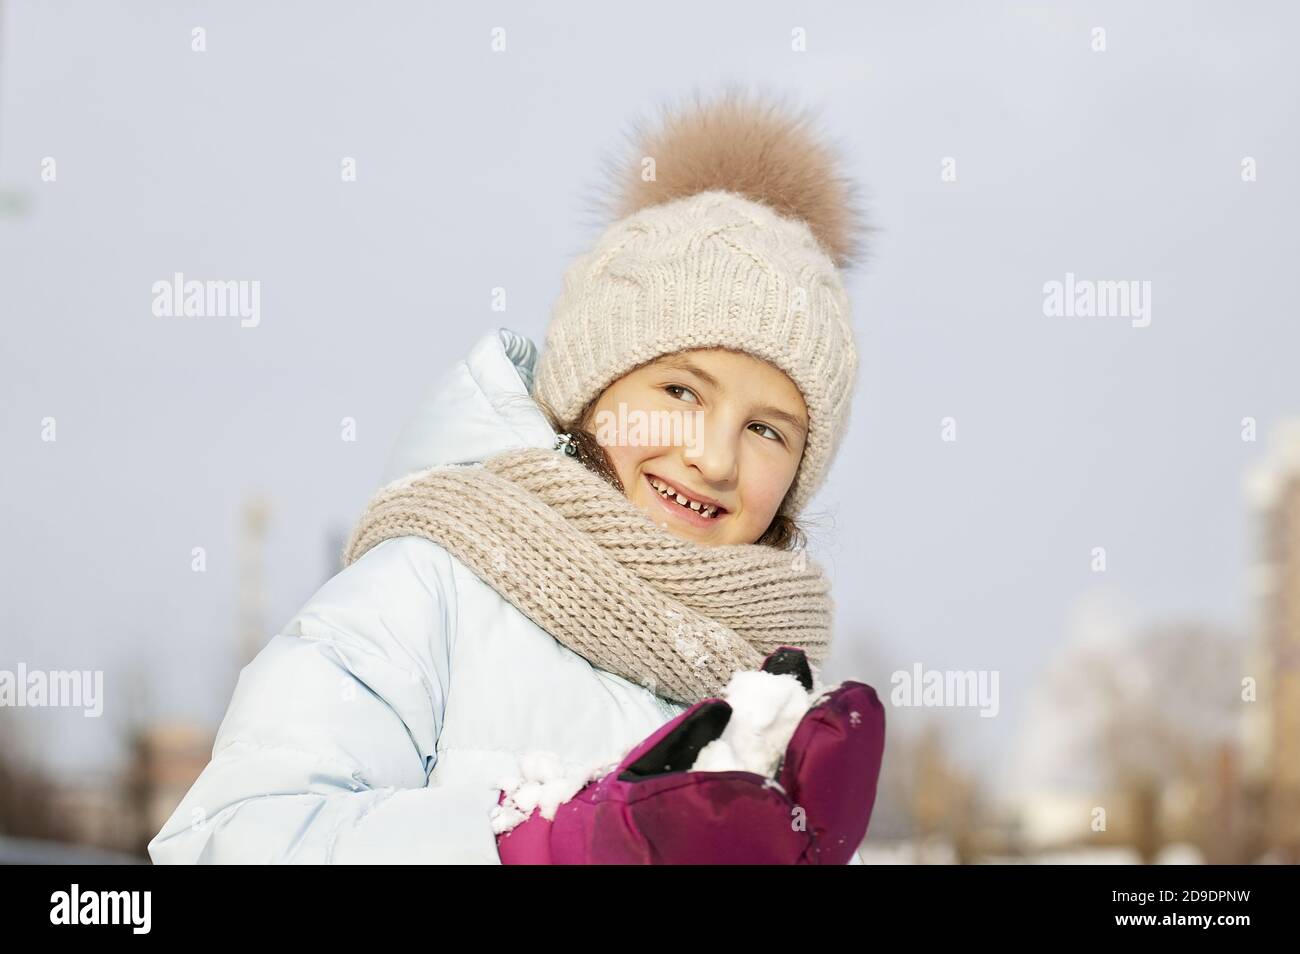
[670,524,719,544]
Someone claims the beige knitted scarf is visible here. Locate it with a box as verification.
[342,447,833,705]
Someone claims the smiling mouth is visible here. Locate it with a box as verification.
[646,474,727,520]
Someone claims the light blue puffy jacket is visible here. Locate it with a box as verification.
[149,329,864,864]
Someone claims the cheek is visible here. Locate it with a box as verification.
[738,453,798,521]
[601,441,652,493]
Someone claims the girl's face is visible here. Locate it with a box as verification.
[582,349,808,546]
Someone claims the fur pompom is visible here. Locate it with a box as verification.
[594,84,868,269]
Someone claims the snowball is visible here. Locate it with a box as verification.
[691,737,739,773]
[688,670,811,776]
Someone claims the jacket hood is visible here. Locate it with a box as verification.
[381,328,557,485]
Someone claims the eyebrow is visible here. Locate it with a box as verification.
[654,356,808,438]
[756,406,808,438]
[655,356,722,391]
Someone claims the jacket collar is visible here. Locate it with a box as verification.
[380,328,556,486]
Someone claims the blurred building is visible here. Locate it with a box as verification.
[126,721,214,855]
[48,777,132,852]
[1244,418,1300,862]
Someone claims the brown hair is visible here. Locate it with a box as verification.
[533,396,805,551]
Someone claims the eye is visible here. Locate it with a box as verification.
[664,384,699,404]
[749,422,784,443]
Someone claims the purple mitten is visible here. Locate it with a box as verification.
[494,647,885,864]
[765,646,887,863]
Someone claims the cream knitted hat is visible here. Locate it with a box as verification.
[533,88,867,517]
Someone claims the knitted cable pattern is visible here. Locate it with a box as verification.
[342,447,833,705]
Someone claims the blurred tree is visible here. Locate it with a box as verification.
[1045,621,1243,862]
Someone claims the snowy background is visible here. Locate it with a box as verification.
[1,0,1296,829]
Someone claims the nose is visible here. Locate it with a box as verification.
[686,415,739,487]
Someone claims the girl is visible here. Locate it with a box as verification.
[149,87,869,864]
